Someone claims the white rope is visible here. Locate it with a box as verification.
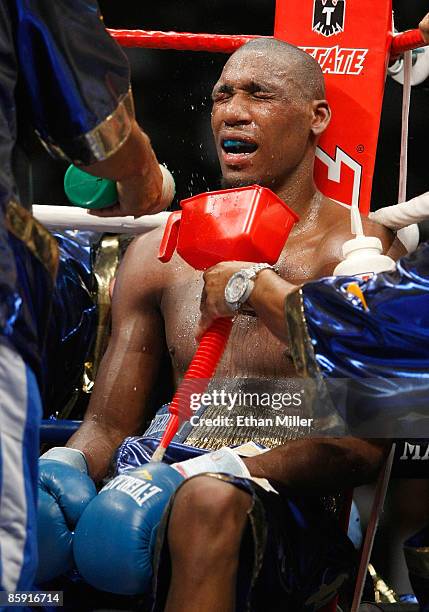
[398,50,412,205]
[389,47,429,87]
[32,205,170,234]
[384,49,420,253]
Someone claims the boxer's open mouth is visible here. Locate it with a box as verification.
[221,139,258,155]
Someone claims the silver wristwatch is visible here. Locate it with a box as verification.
[224,263,276,312]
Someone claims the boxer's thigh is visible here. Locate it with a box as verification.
[154,472,356,612]
[151,473,266,611]
[0,339,42,594]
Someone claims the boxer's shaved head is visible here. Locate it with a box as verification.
[211,37,330,192]
[232,38,326,101]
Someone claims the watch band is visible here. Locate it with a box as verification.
[224,263,277,313]
[243,262,276,280]
[239,263,276,311]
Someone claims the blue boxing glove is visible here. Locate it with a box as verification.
[37,447,96,583]
[73,462,184,595]
[74,447,253,595]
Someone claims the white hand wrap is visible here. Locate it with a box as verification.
[369,193,429,230]
[171,447,250,479]
[159,165,176,209]
[41,447,88,474]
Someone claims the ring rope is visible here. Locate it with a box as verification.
[108,29,266,53]
[108,28,427,58]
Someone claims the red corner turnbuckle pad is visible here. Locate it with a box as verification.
[275,0,393,214]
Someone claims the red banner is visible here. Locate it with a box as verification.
[275,0,393,214]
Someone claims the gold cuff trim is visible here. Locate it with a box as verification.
[404,545,429,579]
[5,200,59,280]
[285,288,320,378]
[39,87,135,165]
[83,235,121,393]
[285,288,343,434]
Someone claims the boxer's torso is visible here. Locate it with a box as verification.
[160,196,352,383]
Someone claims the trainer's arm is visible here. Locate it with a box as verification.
[243,438,388,493]
[197,263,299,343]
[420,12,429,44]
[80,120,163,217]
[197,217,405,341]
[67,231,166,481]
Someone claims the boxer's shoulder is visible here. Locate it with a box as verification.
[129,227,191,281]
[320,198,396,250]
[117,229,186,306]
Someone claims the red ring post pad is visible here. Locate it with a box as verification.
[109,29,266,53]
[158,185,299,270]
[390,28,427,60]
[275,0,395,215]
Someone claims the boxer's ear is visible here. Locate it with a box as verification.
[310,100,331,137]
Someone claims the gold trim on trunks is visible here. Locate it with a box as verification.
[38,87,135,165]
[184,391,315,450]
[5,200,59,280]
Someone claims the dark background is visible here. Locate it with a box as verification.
[31,0,429,217]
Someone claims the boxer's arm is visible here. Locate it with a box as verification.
[243,437,389,493]
[67,231,167,482]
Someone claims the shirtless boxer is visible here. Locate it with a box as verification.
[37,40,404,610]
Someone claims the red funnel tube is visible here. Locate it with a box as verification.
[152,317,233,462]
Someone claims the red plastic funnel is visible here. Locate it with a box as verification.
[159,185,299,269]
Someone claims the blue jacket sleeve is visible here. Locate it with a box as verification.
[13,0,134,164]
[286,242,429,436]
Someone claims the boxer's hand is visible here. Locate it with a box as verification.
[73,463,183,595]
[196,261,255,341]
[419,12,429,44]
[37,448,96,583]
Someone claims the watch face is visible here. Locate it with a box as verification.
[226,272,248,303]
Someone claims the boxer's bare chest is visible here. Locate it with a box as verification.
[161,229,328,381]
